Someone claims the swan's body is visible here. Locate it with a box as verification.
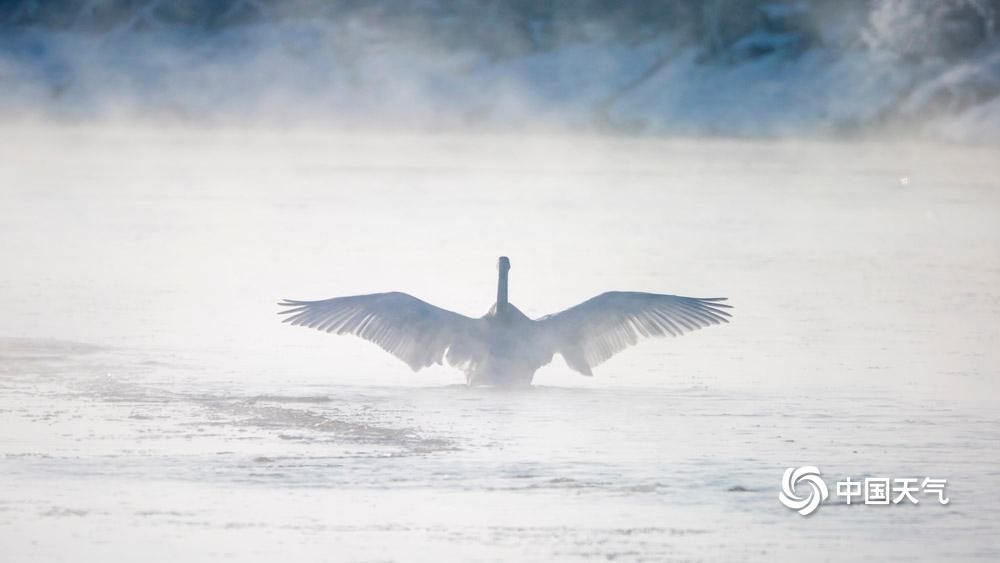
[279,257,732,386]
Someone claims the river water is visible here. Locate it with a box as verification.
[1,125,998,560]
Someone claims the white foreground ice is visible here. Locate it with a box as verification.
[0,125,998,560]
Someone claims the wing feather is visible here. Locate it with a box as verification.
[538,291,732,376]
[278,292,478,371]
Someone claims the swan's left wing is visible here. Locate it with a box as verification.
[278,292,479,371]
[536,292,732,376]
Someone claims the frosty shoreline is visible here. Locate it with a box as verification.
[3,1,1000,142]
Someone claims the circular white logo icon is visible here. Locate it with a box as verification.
[779,466,829,516]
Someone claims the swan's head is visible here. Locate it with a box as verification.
[497,256,510,272]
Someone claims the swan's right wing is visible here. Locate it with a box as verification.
[278,292,480,371]
[537,291,732,376]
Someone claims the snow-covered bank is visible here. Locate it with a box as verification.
[1,1,999,142]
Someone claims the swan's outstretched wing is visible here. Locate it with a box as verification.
[537,292,732,376]
[278,292,479,371]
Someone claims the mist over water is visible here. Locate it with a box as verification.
[2,126,999,560]
[2,1,1000,561]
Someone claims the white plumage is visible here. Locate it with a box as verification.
[279,256,732,386]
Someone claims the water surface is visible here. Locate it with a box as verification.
[1,127,998,560]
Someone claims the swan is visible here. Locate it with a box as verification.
[278,257,732,386]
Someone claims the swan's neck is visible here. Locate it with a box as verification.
[496,267,509,314]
